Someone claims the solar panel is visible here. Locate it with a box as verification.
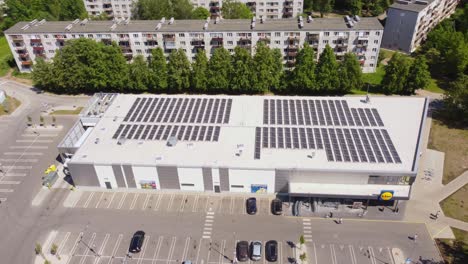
[124,98,141,122]
[169,98,183,123]
[335,100,347,126]
[198,126,207,141]
[358,109,370,126]
[213,126,221,141]
[269,127,276,148]
[263,99,269,124]
[351,108,362,126]
[163,98,176,123]
[184,126,193,141]
[277,127,284,148]
[127,125,139,139]
[196,98,207,123]
[183,99,195,123]
[217,99,226,123]
[150,98,165,122]
[149,125,158,140]
[204,99,214,123]
[341,101,355,126]
[143,98,158,122]
[176,98,189,123]
[321,128,334,161]
[371,108,384,126]
[120,124,132,139]
[296,100,304,125]
[210,99,220,123]
[161,125,173,140]
[177,125,186,140]
[328,100,340,126]
[358,129,376,162]
[315,100,325,125]
[134,125,145,139]
[302,100,311,125]
[190,126,199,141]
[306,128,315,149]
[283,100,290,125]
[322,101,333,126]
[336,128,351,162]
[223,99,232,124]
[373,129,393,163]
[141,125,152,139]
[365,108,377,126]
[328,128,342,162]
[365,129,384,162]
[299,127,307,149]
[155,125,165,140]
[381,129,401,163]
[276,99,283,125]
[262,127,269,148]
[343,129,359,162]
[284,127,292,148]
[130,97,146,122]
[254,127,261,159]
[112,124,125,139]
[314,128,323,149]
[136,98,152,122]
[206,126,214,141]
[351,128,367,162]
[156,98,171,122]
[190,99,201,123]
[290,100,297,125]
[292,127,300,149]
[269,100,276,125]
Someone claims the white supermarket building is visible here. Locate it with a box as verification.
[59,93,428,204]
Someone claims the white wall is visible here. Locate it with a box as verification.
[132,166,160,190]
[228,169,275,194]
[212,168,220,187]
[289,171,369,184]
[94,165,117,188]
[178,168,205,191]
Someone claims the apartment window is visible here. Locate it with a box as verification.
[332,40,337,44]
[48,50,54,54]
[227,33,233,37]
[227,41,233,45]
[275,40,280,45]
[136,49,142,54]
[88,34,93,38]
[334,32,339,36]
[323,40,329,44]
[324,32,330,36]
[135,41,141,45]
[79,34,85,38]
[275,32,281,37]
[180,41,186,45]
[372,48,377,52]
[371,56,376,60]
[179,33,185,37]
[46,42,52,45]
[133,34,139,38]
[374,40,379,44]
[376,31,381,36]
[43,34,49,38]
[228,49,234,52]
[370,63,374,67]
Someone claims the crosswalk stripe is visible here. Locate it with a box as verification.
[21,134,57,138]
[303,222,311,225]
[207,211,215,215]
[303,218,311,222]
[10,146,48,149]
[303,226,312,229]
[0,189,14,192]
[0,181,21,184]
[16,139,53,143]
[3,166,32,170]
[202,236,211,239]
[206,215,214,219]
[4,173,27,177]
[0,159,38,163]
[4,152,43,156]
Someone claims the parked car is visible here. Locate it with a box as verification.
[237,241,249,262]
[246,198,257,215]
[129,231,145,253]
[265,240,278,262]
[250,241,262,261]
[271,199,282,215]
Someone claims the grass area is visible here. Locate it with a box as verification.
[426,78,445,93]
[437,228,468,264]
[50,107,83,115]
[440,184,468,222]
[0,36,13,77]
[428,119,468,184]
[362,65,385,85]
[0,95,21,116]
[12,69,32,79]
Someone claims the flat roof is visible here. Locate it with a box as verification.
[70,94,427,175]
[390,0,434,12]
[5,18,383,35]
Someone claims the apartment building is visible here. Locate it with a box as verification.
[382,0,459,53]
[83,0,302,19]
[5,17,383,73]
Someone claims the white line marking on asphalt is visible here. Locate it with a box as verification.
[3,165,32,170]
[107,234,122,264]
[219,240,226,264]
[207,211,215,215]
[179,194,187,212]
[117,193,127,209]
[387,247,394,264]
[230,197,235,215]
[203,231,211,235]
[79,232,96,264]
[10,146,48,149]
[182,237,191,261]
[95,192,105,208]
[0,189,14,193]
[349,245,357,264]
[83,192,95,208]
[303,222,311,226]
[4,152,43,156]
[136,235,150,264]
[279,241,283,264]
[0,181,20,184]
[312,243,318,264]
[155,194,163,211]
[3,173,27,177]
[107,192,116,209]
[152,236,164,264]
[205,219,213,223]
[0,198,7,202]
[0,158,38,163]
[21,133,57,138]
[192,195,199,212]
[16,139,53,143]
[142,193,151,210]
[130,193,139,210]
[166,237,177,264]
[94,234,110,264]
[65,232,83,264]
[57,232,71,256]
[330,244,337,264]
[368,246,377,264]
[167,193,175,211]
[206,215,214,219]
[195,238,202,264]
[202,236,211,239]
[205,196,210,212]
[303,226,311,229]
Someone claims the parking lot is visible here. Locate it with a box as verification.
[39,230,394,264]
[68,191,278,216]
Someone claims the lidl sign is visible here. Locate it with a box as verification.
[379,190,394,201]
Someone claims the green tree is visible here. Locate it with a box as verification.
[191,49,209,93]
[100,42,129,92]
[381,52,412,94]
[270,48,284,92]
[348,0,362,15]
[221,0,253,19]
[128,55,150,92]
[313,0,333,18]
[315,45,340,93]
[58,0,87,20]
[406,56,430,94]
[172,0,194,19]
[207,47,232,93]
[32,58,56,92]
[231,46,256,93]
[149,47,168,92]
[253,42,278,93]
[133,0,172,19]
[444,74,468,126]
[167,49,191,93]
[339,53,363,93]
[192,6,211,19]
[290,43,316,94]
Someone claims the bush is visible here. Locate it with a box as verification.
[35,242,42,255]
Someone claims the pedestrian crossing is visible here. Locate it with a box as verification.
[203,210,215,239]
[303,218,313,242]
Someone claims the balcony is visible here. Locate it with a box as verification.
[33,46,45,52]
[246,2,256,6]
[14,45,26,51]
[146,34,157,40]
[119,35,130,41]
[19,53,29,59]
[30,39,42,44]
[191,39,205,47]
[21,61,32,66]
[210,6,220,11]
[356,41,368,48]
[121,47,133,54]
[238,42,252,49]
[211,36,223,42]
[11,35,24,41]
[164,41,177,49]
[210,40,223,47]
[163,35,176,41]
[287,51,297,57]
[335,42,348,47]
[145,40,158,47]
[258,37,271,44]
[335,50,347,56]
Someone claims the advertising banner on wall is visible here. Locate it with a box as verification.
[251,184,267,193]
[140,180,157,189]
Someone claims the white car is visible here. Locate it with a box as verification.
[250,241,262,261]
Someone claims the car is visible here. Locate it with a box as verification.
[236,241,249,262]
[182,261,192,264]
[265,240,278,262]
[129,231,145,253]
[271,199,282,215]
[250,241,262,261]
[246,197,257,215]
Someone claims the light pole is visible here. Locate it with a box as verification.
[78,224,100,258]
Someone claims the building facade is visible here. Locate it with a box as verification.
[382,0,459,53]
[83,0,303,19]
[5,17,383,73]
[58,93,428,209]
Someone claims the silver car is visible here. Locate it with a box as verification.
[250,241,262,261]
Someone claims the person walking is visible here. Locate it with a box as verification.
[338,218,343,224]
[413,234,418,241]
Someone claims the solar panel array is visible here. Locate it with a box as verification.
[115,97,232,142]
[253,127,401,163]
[263,99,384,127]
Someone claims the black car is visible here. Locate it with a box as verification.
[271,199,282,215]
[129,231,145,253]
[236,241,249,262]
[265,240,278,262]
[246,198,257,215]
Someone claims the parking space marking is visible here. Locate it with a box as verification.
[166,237,177,264]
[3,165,32,170]
[94,234,110,264]
[151,236,164,264]
[387,247,394,264]
[181,237,191,261]
[0,158,38,163]
[4,152,43,156]
[142,194,151,210]
[21,133,58,138]
[4,173,27,177]
[107,193,116,209]
[130,193,139,210]
[65,232,83,264]
[79,232,97,264]
[0,181,20,185]
[10,146,48,149]
[167,194,175,211]
[136,235,150,264]
[155,194,163,211]
[57,232,71,256]
[0,189,14,193]
[229,197,235,215]
[195,238,203,264]
[16,139,53,143]
[107,234,123,264]
[348,245,356,264]
[117,193,127,209]
[95,192,105,209]
[83,192,95,208]
[192,195,199,212]
[179,195,187,212]
[330,244,337,264]
[368,246,376,264]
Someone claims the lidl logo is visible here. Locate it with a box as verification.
[380,190,394,201]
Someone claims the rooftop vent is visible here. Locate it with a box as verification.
[37,19,46,26]
[396,0,410,4]
[160,17,166,24]
[215,17,220,24]
[110,24,117,30]
[72,19,80,24]
[169,17,174,24]
[94,138,100,144]
[117,137,126,145]
[415,0,429,4]
[80,18,88,25]
[156,22,162,30]
[65,24,73,31]
[260,16,265,24]
[298,21,304,29]
[353,15,361,22]
[167,136,178,147]
[203,22,208,30]
[251,21,255,29]
[30,19,38,25]
[307,16,313,23]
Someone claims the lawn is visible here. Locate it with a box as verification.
[0,96,21,116]
[0,36,13,77]
[50,107,84,115]
[437,228,468,264]
[428,120,468,184]
[440,184,468,222]
[362,65,385,85]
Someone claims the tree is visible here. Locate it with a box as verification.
[381,52,411,94]
[348,0,362,15]
[58,0,87,20]
[133,0,172,19]
[207,47,232,93]
[191,49,209,93]
[252,42,282,93]
[32,58,56,92]
[128,55,150,92]
[339,53,363,93]
[406,56,430,94]
[315,45,340,93]
[313,0,333,18]
[149,47,168,92]
[221,0,253,19]
[444,75,468,126]
[167,49,191,93]
[290,43,316,94]
[270,48,284,92]
[100,42,129,92]
[230,46,256,93]
[172,0,194,19]
[192,6,210,19]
